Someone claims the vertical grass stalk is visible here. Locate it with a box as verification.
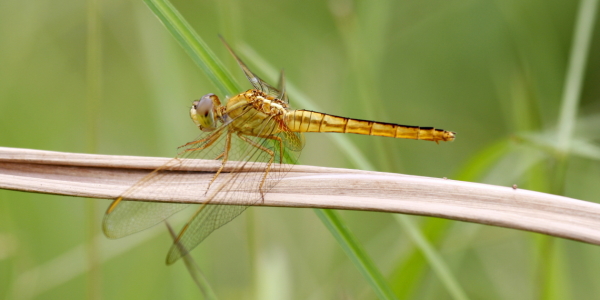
[315,209,398,300]
[555,0,598,152]
[85,0,102,298]
[542,0,598,299]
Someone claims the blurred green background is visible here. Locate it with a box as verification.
[1,0,600,299]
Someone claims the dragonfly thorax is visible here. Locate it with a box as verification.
[244,89,289,116]
[219,89,289,136]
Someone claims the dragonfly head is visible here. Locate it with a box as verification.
[191,94,219,132]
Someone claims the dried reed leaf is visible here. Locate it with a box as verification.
[1,146,599,245]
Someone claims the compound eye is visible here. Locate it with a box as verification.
[195,94,215,116]
[190,94,217,132]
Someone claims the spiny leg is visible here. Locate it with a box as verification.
[177,130,223,156]
[174,130,230,195]
[206,131,233,192]
[273,136,284,163]
[236,133,283,201]
[214,152,225,160]
[178,130,221,149]
[248,133,284,163]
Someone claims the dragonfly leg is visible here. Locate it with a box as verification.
[249,134,284,163]
[206,131,233,193]
[214,152,225,160]
[273,136,284,163]
[177,130,223,156]
[178,132,218,149]
[235,133,284,201]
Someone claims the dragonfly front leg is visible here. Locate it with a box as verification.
[206,131,233,192]
[177,130,223,156]
[175,130,231,194]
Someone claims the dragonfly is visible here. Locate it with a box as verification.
[102,39,456,265]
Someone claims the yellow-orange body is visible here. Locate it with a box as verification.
[225,89,289,137]
[212,89,455,143]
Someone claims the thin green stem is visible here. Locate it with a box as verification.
[555,0,598,152]
[165,222,219,300]
[85,0,102,298]
[330,1,392,171]
[315,209,398,300]
[394,216,469,300]
[540,1,597,298]
[537,236,555,300]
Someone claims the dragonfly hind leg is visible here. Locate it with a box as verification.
[236,133,284,201]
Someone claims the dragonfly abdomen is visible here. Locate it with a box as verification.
[285,110,455,142]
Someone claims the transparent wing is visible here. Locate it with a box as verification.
[165,113,304,264]
[105,38,303,263]
[220,36,286,100]
[102,104,304,264]
[276,70,289,103]
[102,123,231,239]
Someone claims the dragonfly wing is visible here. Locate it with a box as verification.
[103,201,188,239]
[219,37,283,99]
[165,111,304,264]
[103,103,303,263]
[102,125,231,238]
[276,69,289,103]
[166,203,248,264]
[106,38,305,261]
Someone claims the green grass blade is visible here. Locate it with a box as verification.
[165,222,220,300]
[143,0,240,96]
[555,0,598,153]
[394,216,469,300]
[315,209,398,300]
[543,1,598,298]
[85,0,102,298]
